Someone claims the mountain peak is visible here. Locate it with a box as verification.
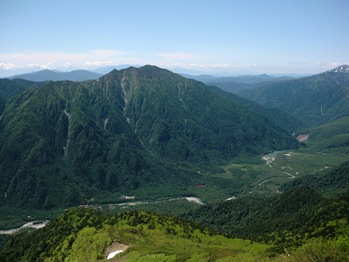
[328,65,349,73]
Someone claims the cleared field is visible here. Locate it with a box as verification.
[215,146,349,196]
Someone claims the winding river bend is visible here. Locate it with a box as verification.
[0,221,49,235]
[0,197,204,235]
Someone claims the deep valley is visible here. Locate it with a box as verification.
[0,65,348,261]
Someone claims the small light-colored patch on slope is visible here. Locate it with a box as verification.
[296,133,309,142]
[104,241,130,260]
[185,197,204,205]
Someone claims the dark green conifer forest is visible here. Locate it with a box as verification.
[0,65,349,261]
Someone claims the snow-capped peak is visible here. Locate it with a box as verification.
[328,65,349,73]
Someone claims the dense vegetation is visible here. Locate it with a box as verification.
[239,69,349,127]
[281,161,349,197]
[303,116,349,152]
[0,66,299,209]
[0,208,271,261]
[1,187,348,261]
[0,78,43,116]
[186,187,348,237]
[1,66,349,261]
[205,74,293,94]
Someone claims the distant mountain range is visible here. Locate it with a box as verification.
[238,65,349,127]
[181,73,296,94]
[9,69,101,82]
[183,73,294,85]
[5,67,302,84]
[0,65,299,208]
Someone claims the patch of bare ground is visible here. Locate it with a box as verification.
[104,241,130,260]
[296,133,309,142]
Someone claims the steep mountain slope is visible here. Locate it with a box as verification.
[0,66,299,208]
[182,73,294,94]
[239,65,349,127]
[0,79,43,116]
[222,93,304,133]
[207,75,294,94]
[117,66,298,159]
[0,78,41,98]
[302,116,349,151]
[9,69,101,82]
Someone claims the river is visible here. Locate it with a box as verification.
[0,221,49,235]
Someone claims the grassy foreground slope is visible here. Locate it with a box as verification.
[0,208,270,262]
[1,187,349,261]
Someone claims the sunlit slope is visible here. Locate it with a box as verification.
[0,66,298,208]
[240,67,349,127]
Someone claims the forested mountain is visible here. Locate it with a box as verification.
[182,73,294,94]
[300,116,349,151]
[183,73,293,85]
[0,65,299,209]
[186,187,349,244]
[9,69,101,82]
[239,65,349,127]
[0,79,44,116]
[280,161,349,197]
[0,66,348,260]
[0,78,41,98]
[1,188,348,261]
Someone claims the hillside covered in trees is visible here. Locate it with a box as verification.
[1,186,348,261]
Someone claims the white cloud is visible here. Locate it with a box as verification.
[1,50,343,75]
[0,62,19,70]
[26,63,56,69]
[0,50,128,70]
[63,62,73,69]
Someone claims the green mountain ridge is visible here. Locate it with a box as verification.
[239,66,349,127]
[304,116,349,151]
[0,78,44,117]
[0,65,299,209]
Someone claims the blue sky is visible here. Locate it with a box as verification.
[0,0,348,76]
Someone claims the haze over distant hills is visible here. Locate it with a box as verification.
[185,74,297,94]
[1,64,314,82]
[182,73,295,85]
[239,65,349,127]
[9,69,101,82]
